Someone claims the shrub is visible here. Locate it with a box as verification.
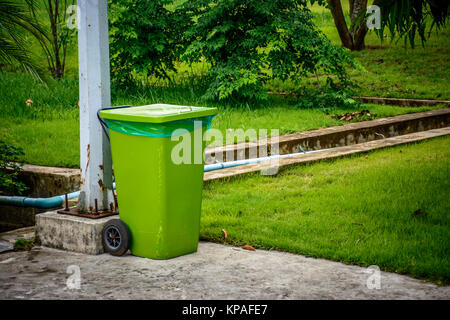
[0,140,27,195]
[181,0,358,102]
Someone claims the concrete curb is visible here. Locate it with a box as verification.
[204,127,450,182]
[357,96,450,107]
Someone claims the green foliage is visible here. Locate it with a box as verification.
[13,238,34,251]
[108,0,356,104]
[180,0,357,102]
[293,37,362,110]
[0,140,27,195]
[295,78,361,111]
[377,0,449,48]
[109,0,185,86]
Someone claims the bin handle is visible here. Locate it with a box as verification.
[97,105,133,141]
[97,105,133,187]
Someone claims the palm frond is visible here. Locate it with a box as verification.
[0,0,48,79]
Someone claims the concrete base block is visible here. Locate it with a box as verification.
[35,210,118,255]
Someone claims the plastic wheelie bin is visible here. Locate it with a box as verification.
[99,104,218,259]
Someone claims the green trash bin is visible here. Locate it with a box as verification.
[99,104,218,259]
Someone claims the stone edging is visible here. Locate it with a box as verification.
[204,127,450,182]
[356,96,450,107]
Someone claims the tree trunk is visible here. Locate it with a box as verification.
[328,0,369,51]
[350,0,368,50]
[47,0,63,79]
[328,0,354,49]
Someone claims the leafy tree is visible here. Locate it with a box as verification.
[26,0,77,79]
[0,0,46,78]
[180,0,358,102]
[327,0,449,50]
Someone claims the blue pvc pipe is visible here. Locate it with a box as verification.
[0,190,80,209]
[0,148,330,209]
[203,148,331,172]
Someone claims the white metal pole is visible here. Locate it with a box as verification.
[77,0,114,212]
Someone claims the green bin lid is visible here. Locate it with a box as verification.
[99,104,218,123]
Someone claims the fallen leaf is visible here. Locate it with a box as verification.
[242,244,255,251]
[332,110,377,122]
[221,229,227,242]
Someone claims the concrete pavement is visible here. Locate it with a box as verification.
[0,242,448,300]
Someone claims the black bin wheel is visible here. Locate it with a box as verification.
[102,219,130,256]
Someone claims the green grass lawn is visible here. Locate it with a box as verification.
[201,136,450,284]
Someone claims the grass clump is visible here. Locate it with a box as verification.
[13,238,34,251]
